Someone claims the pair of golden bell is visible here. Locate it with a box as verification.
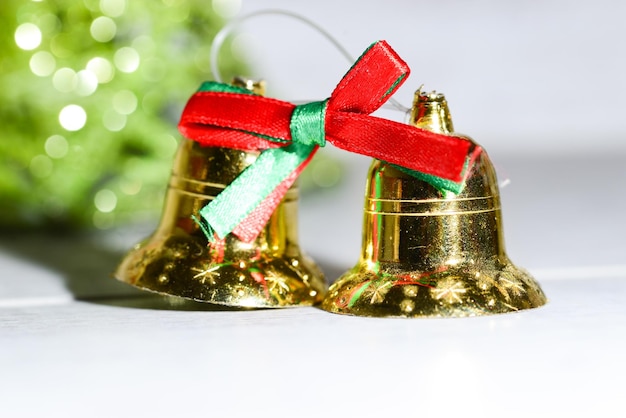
[114,80,547,317]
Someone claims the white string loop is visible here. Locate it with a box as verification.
[210,9,410,113]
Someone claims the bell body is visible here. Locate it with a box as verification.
[114,133,325,308]
[322,91,546,317]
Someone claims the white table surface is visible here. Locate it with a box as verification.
[1,153,625,418]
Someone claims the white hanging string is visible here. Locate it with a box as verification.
[209,9,410,113]
[210,10,511,188]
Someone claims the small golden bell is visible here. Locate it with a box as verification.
[321,88,547,317]
[114,78,326,308]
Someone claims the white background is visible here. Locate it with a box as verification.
[226,0,626,156]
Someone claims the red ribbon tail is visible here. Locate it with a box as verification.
[327,113,472,182]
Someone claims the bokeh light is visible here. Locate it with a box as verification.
[15,23,42,50]
[90,16,117,43]
[112,90,138,115]
[94,189,117,213]
[52,68,78,92]
[75,70,99,96]
[100,0,126,17]
[114,47,140,73]
[44,135,69,159]
[102,109,127,132]
[59,105,87,131]
[30,155,53,178]
[86,57,115,84]
[29,51,56,77]
[212,0,241,18]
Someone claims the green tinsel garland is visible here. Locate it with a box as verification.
[0,0,244,231]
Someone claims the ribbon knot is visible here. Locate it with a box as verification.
[179,40,480,243]
[290,101,328,147]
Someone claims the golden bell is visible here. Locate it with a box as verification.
[114,78,326,308]
[321,88,547,317]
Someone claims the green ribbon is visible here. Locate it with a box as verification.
[197,100,328,240]
[392,157,471,196]
[198,81,256,96]
[290,100,327,147]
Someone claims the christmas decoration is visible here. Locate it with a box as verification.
[321,89,547,318]
[115,40,476,308]
[0,0,243,230]
[114,78,326,308]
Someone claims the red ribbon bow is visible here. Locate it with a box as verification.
[179,41,476,243]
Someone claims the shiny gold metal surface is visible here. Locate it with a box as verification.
[322,89,547,317]
[114,80,325,308]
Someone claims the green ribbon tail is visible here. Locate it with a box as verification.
[197,142,315,241]
[197,81,256,95]
[391,155,472,197]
